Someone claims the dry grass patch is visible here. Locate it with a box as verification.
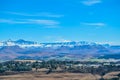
[0,72,101,80]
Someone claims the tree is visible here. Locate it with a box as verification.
[0,64,6,73]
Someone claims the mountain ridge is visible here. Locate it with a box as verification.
[0,39,120,61]
[0,39,111,48]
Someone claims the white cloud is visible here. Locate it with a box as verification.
[0,19,60,28]
[81,22,105,27]
[27,19,59,25]
[0,19,28,24]
[81,0,102,6]
[7,12,64,18]
[0,19,13,23]
[39,12,64,18]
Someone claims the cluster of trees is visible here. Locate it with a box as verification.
[0,63,6,73]
[0,61,32,73]
[0,60,120,76]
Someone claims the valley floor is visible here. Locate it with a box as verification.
[0,72,100,80]
[0,71,120,80]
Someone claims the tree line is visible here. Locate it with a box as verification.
[0,60,120,80]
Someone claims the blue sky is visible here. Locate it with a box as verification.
[0,0,120,44]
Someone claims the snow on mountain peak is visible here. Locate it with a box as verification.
[0,39,111,48]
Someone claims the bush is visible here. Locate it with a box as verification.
[0,68,6,73]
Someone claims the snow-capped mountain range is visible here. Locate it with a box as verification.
[0,39,120,61]
[0,39,109,48]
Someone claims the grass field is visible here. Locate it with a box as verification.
[0,71,120,80]
[0,71,101,80]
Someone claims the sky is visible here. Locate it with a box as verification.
[0,0,120,44]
